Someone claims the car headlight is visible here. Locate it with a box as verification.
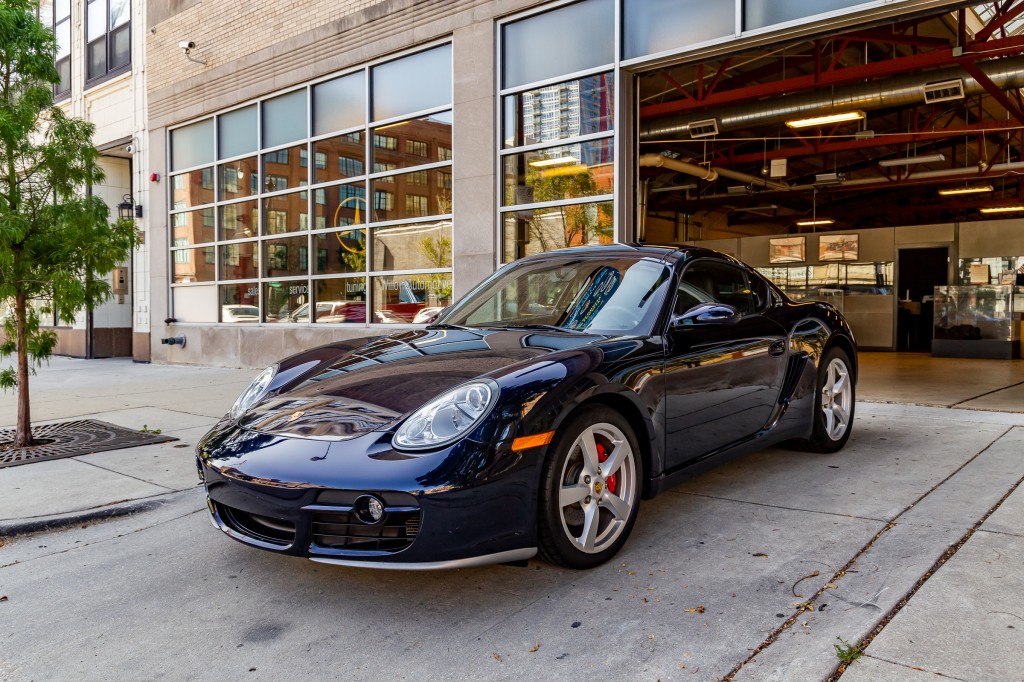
[229,365,278,420]
[393,379,499,451]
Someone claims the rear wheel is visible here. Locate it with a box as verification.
[804,346,855,453]
[537,407,642,569]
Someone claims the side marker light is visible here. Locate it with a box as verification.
[511,431,555,452]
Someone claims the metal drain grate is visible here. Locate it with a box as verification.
[0,420,177,468]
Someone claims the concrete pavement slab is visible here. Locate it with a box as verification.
[0,457,172,522]
[857,353,1024,409]
[674,406,1010,521]
[732,424,1024,681]
[64,406,218,433]
[0,488,882,681]
[861,402,1024,427]
[958,382,1024,413]
[983,481,1024,539]
[853,528,1024,681]
[76,443,203,492]
[897,425,1024,531]
[841,654,943,681]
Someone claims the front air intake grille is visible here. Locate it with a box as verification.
[220,504,296,546]
[311,508,421,553]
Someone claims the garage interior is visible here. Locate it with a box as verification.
[635,3,1024,353]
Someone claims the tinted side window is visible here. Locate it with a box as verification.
[748,271,770,310]
[681,261,753,314]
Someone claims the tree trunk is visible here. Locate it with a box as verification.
[14,291,32,448]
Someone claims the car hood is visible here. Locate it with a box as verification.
[237,328,601,440]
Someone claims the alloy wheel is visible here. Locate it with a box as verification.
[821,357,852,441]
[557,422,638,554]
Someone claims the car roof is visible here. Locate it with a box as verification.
[520,243,735,267]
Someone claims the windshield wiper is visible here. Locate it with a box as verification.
[425,322,471,331]
[495,323,586,334]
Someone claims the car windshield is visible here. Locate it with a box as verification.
[439,256,673,335]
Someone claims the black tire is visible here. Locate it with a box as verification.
[800,346,856,453]
[537,406,643,569]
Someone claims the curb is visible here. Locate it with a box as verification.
[0,495,174,538]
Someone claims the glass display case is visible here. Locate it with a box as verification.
[932,285,1024,359]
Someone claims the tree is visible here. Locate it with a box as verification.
[0,0,137,447]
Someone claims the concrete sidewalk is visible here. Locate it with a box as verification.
[1,354,1023,680]
[0,356,254,533]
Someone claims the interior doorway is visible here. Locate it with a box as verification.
[897,247,948,352]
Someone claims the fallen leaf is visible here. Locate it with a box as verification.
[685,605,706,614]
[492,652,502,662]
[825,582,838,589]
[528,643,540,653]
[629,571,636,575]
[0,595,7,602]
[752,552,768,558]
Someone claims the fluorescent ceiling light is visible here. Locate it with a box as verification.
[938,185,993,196]
[878,153,946,167]
[786,111,865,129]
[796,218,835,226]
[529,156,579,168]
[980,205,1024,213]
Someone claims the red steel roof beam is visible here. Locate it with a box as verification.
[640,35,1024,118]
[974,0,1024,43]
[962,60,1024,124]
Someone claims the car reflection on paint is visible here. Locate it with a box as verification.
[197,244,857,570]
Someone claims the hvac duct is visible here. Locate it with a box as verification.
[640,54,1024,140]
[638,153,790,191]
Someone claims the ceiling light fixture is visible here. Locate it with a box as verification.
[878,153,946,167]
[980,205,1024,213]
[785,111,865,129]
[796,218,835,226]
[937,185,993,196]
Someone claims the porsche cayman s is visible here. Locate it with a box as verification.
[197,245,857,570]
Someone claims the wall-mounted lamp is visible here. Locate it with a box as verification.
[118,194,143,219]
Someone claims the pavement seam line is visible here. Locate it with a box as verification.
[825,445,1024,679]
[948,379,1024,408]
[71,457,180,492]
[860,653,968,681]
[671,490,888,523]
[722,425,1014,681]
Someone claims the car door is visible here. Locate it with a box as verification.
[663,259,788,470]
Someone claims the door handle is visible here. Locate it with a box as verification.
[769,340,786,356]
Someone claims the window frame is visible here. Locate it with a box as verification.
[166,39,455,327]
[84,0,132,87]
[52,0,72,99]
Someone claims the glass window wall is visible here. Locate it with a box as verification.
[500,1,616,263]
[169,45,453,325]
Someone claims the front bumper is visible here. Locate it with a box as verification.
[197,420,541,568]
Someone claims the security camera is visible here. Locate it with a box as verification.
[179,40,196,51]
[124,144,134,154]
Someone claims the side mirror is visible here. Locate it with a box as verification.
[671,302,739,328]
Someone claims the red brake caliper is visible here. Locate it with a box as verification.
[596,443,617,495]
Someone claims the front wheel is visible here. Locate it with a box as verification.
[537,407,642,569]
[805,346,856,453]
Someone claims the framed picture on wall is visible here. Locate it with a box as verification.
[769,236,806,263]
[819,233,859,261]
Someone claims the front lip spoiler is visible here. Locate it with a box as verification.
[207,497,537,570]
[309,548,537,571]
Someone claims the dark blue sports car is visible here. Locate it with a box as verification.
[197,245,856,570]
